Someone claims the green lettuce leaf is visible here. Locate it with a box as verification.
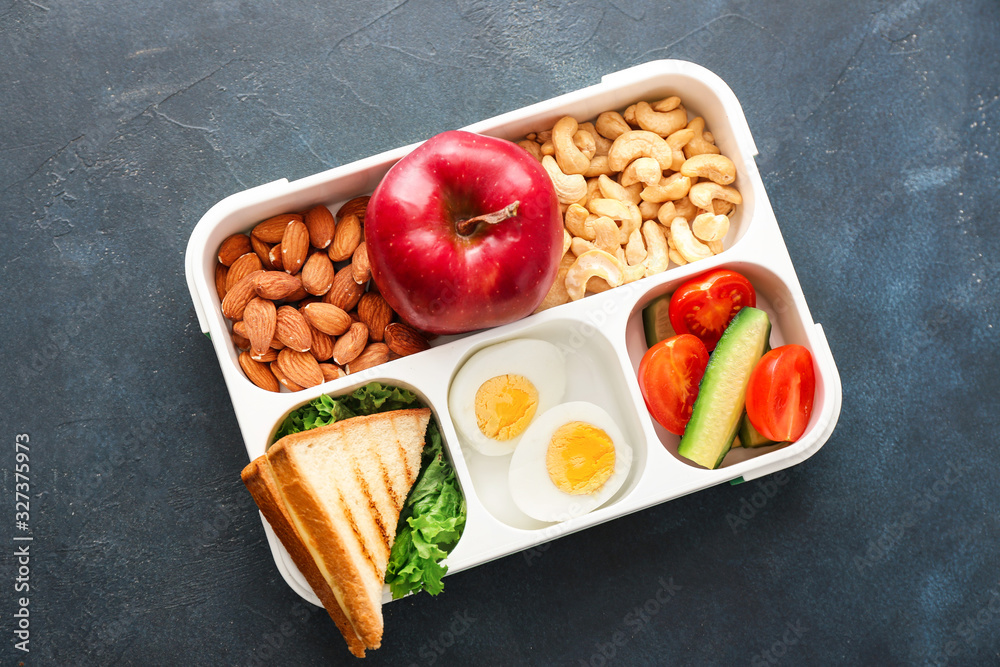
[271,382,465,599]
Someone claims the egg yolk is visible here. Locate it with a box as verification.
[474,374,539,441]
[545,422,616,495]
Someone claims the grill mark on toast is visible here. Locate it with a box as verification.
[390,415,420,491]
[378,453,400,509]
[336,480,381,583]
[352,455,392,563]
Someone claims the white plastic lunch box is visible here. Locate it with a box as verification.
[184,60,842,606]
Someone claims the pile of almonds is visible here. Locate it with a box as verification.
[214,197,432,392]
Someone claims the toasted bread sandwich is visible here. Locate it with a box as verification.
[241,407,431,657]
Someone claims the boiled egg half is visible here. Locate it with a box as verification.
[509,401,633,522]
[448,338,566,456]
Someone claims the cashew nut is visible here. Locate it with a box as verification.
[681,154,737,185]
[595,111,631,140]
[670,217,713,263]
[691,213,730,243]
[707,239,725,255]
[552,116,590,175]
[634,101,688,137]
[688,181,743,210]
[591,216,620,255]
[573,129,597,160]
[542,155,587,204]
[625,228,647,265]
[570,236,596,257]
[608,130,673,172]
[652,96,682,112]
[684,117,721,159]
[619,156,662,187]
[564,203,596,240]
[640,220,669,277]
[580,121,613,155]
[540,140,554,156]
[534,252,577,313]
[713,199,736,216]
[583,154,614,177]
[562,228,573,255]
[587,197,641,245]
[640,173,692,203]
[622,261,645,284]
[639,199,661,221]
[565,250,625,301]
[673,196,698,222]
[518,140,542,161]
[623,104,637,126]
[656,201,678,226]
[668,247,688,266]
[666,128,695,151]
[597,173,638,204]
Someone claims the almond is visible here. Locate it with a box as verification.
[276,348,323,388]
[218,233,252,266]
[284,284,309,302]
[243,297,277,356]
[215,262,229,301]
[304,205,336,249]
[232,331,250,351]
[332,322,368,365]
[357,292,393,342]
[337,195,370,224]
[250,347,279,363]
[252,214,300,243]
[323,266,365,311]
[328,212,361,262]
[383,322,431,357]
[351,241,371,284]
[239,351,280,392]
[347,342,390,374]
[254,271,302,300]
[268,243,284,271]
[281,220,310,275]
[275,305,313,352]
[318,362,347,382]
[308,327,335,362]
[271,360,303,392]
[225,252,263,292]
[232,321,247,337]
[250,234,275,270]
[301,302,352,336]
[300,251,335,295]
[221,270,264,320]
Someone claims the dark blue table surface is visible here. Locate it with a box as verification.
[2,1,999,665]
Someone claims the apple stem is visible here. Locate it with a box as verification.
[455,201,520,236]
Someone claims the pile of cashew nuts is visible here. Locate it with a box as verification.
[519,97,742,311]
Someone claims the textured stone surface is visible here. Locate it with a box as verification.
[2,0,999,664]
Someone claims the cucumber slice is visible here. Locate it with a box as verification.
[738,412,776,448]
[642,294,675,348]
[677,307,771,469]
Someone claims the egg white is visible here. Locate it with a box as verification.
[448,338,566,456]
[508,401,633,522]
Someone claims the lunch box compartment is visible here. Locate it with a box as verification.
[447,317,649,531]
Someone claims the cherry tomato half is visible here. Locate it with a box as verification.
[668,269,756,351]
[746,344,816,443]
[638,334,710,435]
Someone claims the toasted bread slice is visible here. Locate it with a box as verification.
[263,408,431,653]
[241,456,367,657]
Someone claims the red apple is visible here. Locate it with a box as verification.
[364,130,563,335]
